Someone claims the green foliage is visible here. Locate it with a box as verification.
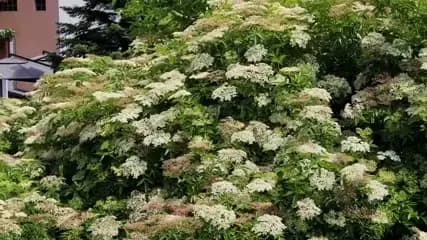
[1,0,427,239]
[121,0,208,42]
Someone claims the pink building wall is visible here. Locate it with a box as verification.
[0,0,58,58]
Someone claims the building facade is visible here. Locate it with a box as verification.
[0,0,58,58]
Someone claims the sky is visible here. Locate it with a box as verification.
[58,0,84,24]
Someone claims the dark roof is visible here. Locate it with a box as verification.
[0,55,53,80]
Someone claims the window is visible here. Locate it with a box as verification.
[0,0,17,11]
[35,0,46,11]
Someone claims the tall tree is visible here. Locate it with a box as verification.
[59,0,132,57]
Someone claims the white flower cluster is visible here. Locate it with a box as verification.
[377,150,401,162]
[317,75,352,99]
[189,53,214,72]
[193,204,236,230]
[341,103,363,120]
[92,91,125,102]
[411,228,427,240]
[143,131,171,147]
[290,26,311,48]
[168,89,191,100]
[231,121,284,151]
[324,210,346,227]
[296,142,327,155]
[111,104,142,123]
[135,70,186,107]
[217,148,247,164]
[188,136,213,151]
[231,130,256,144]
[308,237,329,240]
[361,32,412,58]
[132,108,176,136]
[55,67,97,77]
[246,178,276,193]
[40,175,65,190]
[352,1,375,13]
[252,214,287,237]
[0,218,21,235]
[366,180,389,202]
[340,163,368,183]
[309,168,335,191]
[296,198,322,220]
[300,88,332,102]
[299,105,333,122]
[226,63,274,85]
[341,136,370,153]
[245,44,268,63]
[361,32,386,51]
[113,59,137,67]
[112,156,147,179]
[232,160,260,177]
[419,48,427,70]
[212,83,238,102]
[255,93,271,107]
[132,108,176,147]
[89,216,120,240]
[370,210,390,224]
[211,181,239,195]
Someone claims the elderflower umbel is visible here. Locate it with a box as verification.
[246,178,275,193]
[231,130,256,144]
[111,104,142,123]
[88,216,120,240]
[290,26,311,48]
[211,181,239,195]
[366,180,389,202]
[377,150,401,162]
[340,163,368,183]
[188,136,213,151]
[300,105,333,122]
[255,93,271,107]
[361,32,386,53]
[262,132,284,151]
[341,136,370,153]
[212,83,238,102]
[296,142,327,155]
[370,210,390,224]
[300,88,332,102]
[245,44,268,63]
[317,75,352,99]
[309,237,329,240]
[412,228,427,240]
[40,175,65,190]
[189,53,214,72]
[296,198,321,220]
[143,131,171,147]
[217,148,247,164]
[226,63,274,85]
[92,91,125,102]
[193,204,236,230]
[324,210,346,227]
[252,214,287,237]
[112,156,147,179]
[309,168,335,191]
[55,67,96,77]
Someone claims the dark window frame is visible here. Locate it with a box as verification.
[0,0,18,11]
[35,0,46,11]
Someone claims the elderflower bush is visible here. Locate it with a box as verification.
[1,0,427,239]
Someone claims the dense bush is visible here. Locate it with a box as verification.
[1,0,427,239]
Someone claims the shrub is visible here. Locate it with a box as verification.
[0,0,427,239]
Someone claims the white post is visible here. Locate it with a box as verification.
[2,79,8,98]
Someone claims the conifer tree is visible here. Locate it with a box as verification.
[59,0,131,57]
